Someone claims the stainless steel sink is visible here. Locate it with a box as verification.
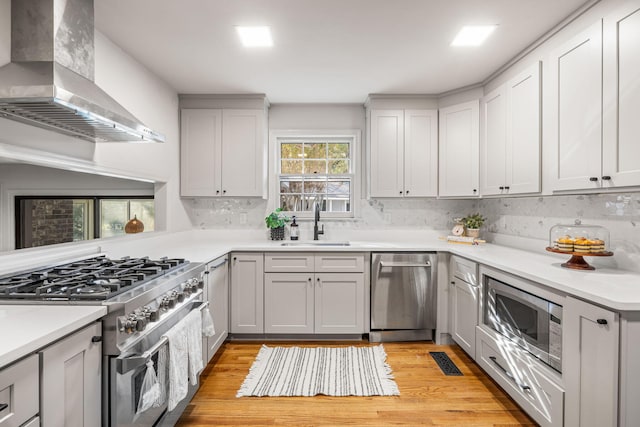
[280,241,351,246]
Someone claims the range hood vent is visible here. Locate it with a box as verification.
[0,0,165,143]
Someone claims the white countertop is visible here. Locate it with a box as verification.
[100,229,640,311]
[0,305,107,368]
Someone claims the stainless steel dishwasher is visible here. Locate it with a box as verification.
[370,252,437,342]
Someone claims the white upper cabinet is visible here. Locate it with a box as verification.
[549,21,604,191]
[180,109,222,197]
[439,100,480,197]
[481,62,541,196]
[180,108,266,197]
[603,3,640,188]
[369,108,438,197]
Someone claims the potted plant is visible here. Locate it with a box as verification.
[462,213,486,238]
[265,208,290,240]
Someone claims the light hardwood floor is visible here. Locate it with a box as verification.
[177,341,537,426]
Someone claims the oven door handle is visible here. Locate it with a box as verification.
[116,300,210,375]
[379,262,431,268]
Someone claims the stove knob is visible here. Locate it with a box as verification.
[177,292,185,303]
[167,297,176,309]
[197,279,204,289]
[135,318,147,332]
[149,310,160,322]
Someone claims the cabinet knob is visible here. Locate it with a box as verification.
[308,277,312,281]
[589,177,599,182]
[596,318,608,325]
[223,190,227,194]
[602,176,611,181]
[233,257,237,262]
[216,190,220,194]
[406,190,410,194]
[399,191,403,195]
[473,189,477,193]
[91,336,102,343]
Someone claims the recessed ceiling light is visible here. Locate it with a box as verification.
[451,25,497,46]
[236,26,273,47]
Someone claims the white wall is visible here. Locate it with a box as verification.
[0,163,154,251]
[0,2,192,249]
[269,103,365,131]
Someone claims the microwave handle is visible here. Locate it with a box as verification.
[489,356,531,392]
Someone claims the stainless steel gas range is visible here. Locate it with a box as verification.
[0,254,208,426]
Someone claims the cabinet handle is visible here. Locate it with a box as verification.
[0,403,8,412]
[91,336,102,343]
[589,177,599,182]
[504,186,510,190]
[489,356,531,391]
[596,318,608,325]
[602,176,611,181]
[499,186,504,190]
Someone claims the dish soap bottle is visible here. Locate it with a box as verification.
[290,216,299,240]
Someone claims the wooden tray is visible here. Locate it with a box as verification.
[545,247,613,270]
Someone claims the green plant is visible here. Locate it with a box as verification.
[265,208,290,229]
[463,213,486,229]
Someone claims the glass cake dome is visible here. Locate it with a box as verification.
[549,219,610,253]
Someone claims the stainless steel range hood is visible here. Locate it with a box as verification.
[0,0,165,143]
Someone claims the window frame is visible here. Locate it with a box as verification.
[14,195,154,249]
[270,130,360,219]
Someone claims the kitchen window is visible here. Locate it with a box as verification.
[15,196,154,249]
[277,135,356,218]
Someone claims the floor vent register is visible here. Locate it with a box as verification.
[429,352,463,376]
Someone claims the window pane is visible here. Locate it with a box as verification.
[280,194,303,211]
[304,143,326,159]
[280,180,303,193]
[303,179,327,194]
[328,143,349,159]
[326,195,350,212]
[328,160,349,174]
[304,160,326,174]
[327,180,350,195]
[281,159,303,174]
[72,200,93,241]
[281,143,303,159]
[130,200,155,232]
[100,200,128,238]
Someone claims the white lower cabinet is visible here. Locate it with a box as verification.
[230,253,264,334]
[450,277,478,358]
[476,327,564,427]
[263,253,366,335]
[40,322,102,427]
[564,296,619,427]
[204,256,229,363]
[0,354,39,427]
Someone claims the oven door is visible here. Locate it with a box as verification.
[108,295,206,427]
[484,277,550,364]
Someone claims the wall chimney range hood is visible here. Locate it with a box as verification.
[0,0,165,143]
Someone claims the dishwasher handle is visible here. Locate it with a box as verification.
[379,261,431,268]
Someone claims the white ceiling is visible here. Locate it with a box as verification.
[94,0,590,103]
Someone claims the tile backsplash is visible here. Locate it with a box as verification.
[183,192,640,271]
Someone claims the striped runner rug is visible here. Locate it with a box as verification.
[236,345,399,397]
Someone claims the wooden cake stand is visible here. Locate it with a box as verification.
[545,247,613,270]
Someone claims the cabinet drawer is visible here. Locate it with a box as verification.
[314,253,364,273]
[265,253,314,272]
[476,327,563,427]
[451,256,477,285]
[0,354,39,427]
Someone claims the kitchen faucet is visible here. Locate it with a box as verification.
[313,199,324,240]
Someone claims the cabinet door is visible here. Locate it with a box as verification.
[205,257,229,363]
[41,322,102,427]
[480,86,507,196]
[549,21,603,191]
[603,4,640,188]
[404,109,438,197]
[369,110,404,197]
[438,100,480,197]
[180,109,222,196]
[230,253,264,333]
[564,296,619,427]
[221,109,266,197]
[451,278,478,359]
[506,62,541,195]
[315,273,364,334]
[264,273,314,333]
